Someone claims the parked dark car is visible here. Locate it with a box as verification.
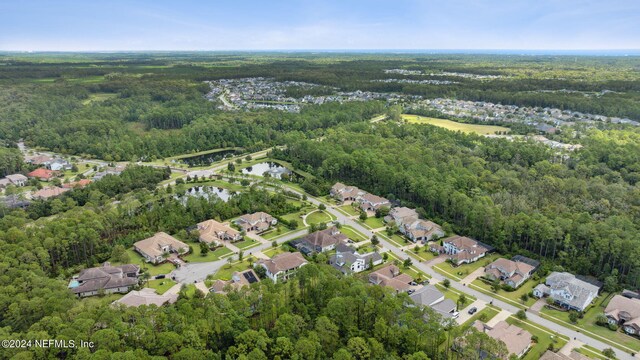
[468,307,478,315]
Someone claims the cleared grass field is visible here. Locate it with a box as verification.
[401,114,510,135]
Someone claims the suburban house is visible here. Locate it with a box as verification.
[330,182,365,203]
[256,252,308,283]
[358,193,390,213]
[113,287,178,308]
[471,320,532,358]
[62,179,92,188]
[5,174,28,186]
[410,285,458,319]
[210,269,261,293]
[485,258,536,288]
[235,212,277,232]
[436,236,490,265]
[93,166,125,180]
[329,242,383,274]
[386,207,445,242]
[604,295,640,336]
[31,186,71,199]
[533,272,601,312]
[69,263,139,298]
[292,226,347,255]
[27,154,54,166]
[27,168,58,181]
[196,219,242,246]
[134,232,189,264]
[48,159,73,171]
[369,265,412,292]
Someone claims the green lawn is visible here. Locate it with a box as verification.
[146,279,177,295]
[505,316,568,360]
[409,248,437,262]
[213,261,252,281]
[261,225,292,239]
[401,114,510,135]
[234,238,261,250]
[306,210,333,225]
[361,216,386,229]
[339,225,368,241]
[470,278,538,308]
[262,247,287,258]
[434,283,477,307]
[433,254,500,281]
[575,346,608,360]
[461,305,500,328]
[538,293,640,353]
[380,233,408,247]
[182,245,233,263]
[338,204,360,216]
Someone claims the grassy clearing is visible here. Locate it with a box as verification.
[146,279,177,295]
[183,245,233,263]
[505,316,568,360]
[82,93,118,105]
[402,114,510,135]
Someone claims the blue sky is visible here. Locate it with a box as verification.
[0,0,638,51]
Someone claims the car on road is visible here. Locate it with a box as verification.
[468,307,478,315]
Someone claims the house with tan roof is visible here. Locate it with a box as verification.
[62,179,92,188]
[369,265,412,293]
[441,235,490,265]
[292,226,347,255]
[113,287,178,308]
[134,232,189,264]
[70,263,139,298]
[210,269,261,293]
[235,212,277,232]
[330,182,365,203]
[5,174,28,187]
[539,350,590,360]
[32,186,71,199]
[196,219,242,246]
[472,320,532,358]
[358,193,390,213]
[27,154,54,166]
[386,207,445,243]
[255,252,307,283]
[605,295,640,336]
[485,258,536,288]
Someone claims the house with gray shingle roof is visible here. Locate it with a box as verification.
[532,271,600,311]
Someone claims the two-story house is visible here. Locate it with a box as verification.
[533,272,601,312]
[256,252,308,283]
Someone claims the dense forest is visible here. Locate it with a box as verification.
[275,122,640,286]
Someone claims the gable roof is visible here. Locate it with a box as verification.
[32,186,71,199]
[257,252,307,274]
[369,265,412,292]
[475,320,532,357]
[605,295,640,325]
[72,263,139,295]
[27,168,57,179]
[546,272,600,309]
[410,285,445,307]
[113,288,178,307]
[301,227,348,248]
[197,219,240,243]
[6,174,28,183]
[134,232,188,259]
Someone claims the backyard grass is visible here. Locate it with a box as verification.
[538,293,640,353]
[433,254,500,281]
[470,278,538,308]
[505,316,568,360]
[461,305,500,328]
[182,245,233,263]
[401,114,510,135]
[146,279,177,295]
[305,210,333,225]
